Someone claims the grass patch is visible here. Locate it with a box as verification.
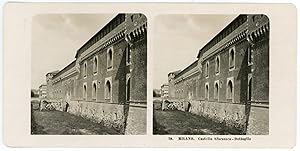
[153,110,242,135]
[31,110,121,135]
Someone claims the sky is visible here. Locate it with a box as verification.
[31,14,115,89]
[153,14,238,89]
[31,14,238,90]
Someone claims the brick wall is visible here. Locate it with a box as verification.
[77,39,129,104]
[68,100,128,133]
[130,38,147,101]
[197,39,251,104]
[166,15,269,134]
[45,13,147,135]
[252,38,269,102]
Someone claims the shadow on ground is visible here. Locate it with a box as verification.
[153,110,242,135]
[31,110,121,135]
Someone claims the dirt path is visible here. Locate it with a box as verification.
[31,110,121,135]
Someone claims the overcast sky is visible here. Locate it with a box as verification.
[31,14,115,89]
[153,14,238,89]
[31,14,238,90]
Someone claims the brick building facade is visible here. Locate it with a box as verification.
[160,83,169,98]
[45,14,147,134]
[167,14,269,134]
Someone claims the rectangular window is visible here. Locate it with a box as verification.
[248,46,253,65]
[248,74,253,101]
[126,45,131,65]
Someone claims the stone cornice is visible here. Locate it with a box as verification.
[174,70,200,84]
[247,22,269,44]
[125,21,147,44]
[79,29,126,62]
[200,23,248,62]
[52,69,78,84]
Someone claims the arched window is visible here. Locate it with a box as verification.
[214,81,219,100]
[83,84,87,101]
[107,47,113,70]
[205,83,209,100]
[215,56,220,74]
[92,82,97,100]
[227,80,234,100]
[229,47,235,69]
[105,80,112,100]
[93,56,98,74]
[205,61,209,78]
[83,62,87,78]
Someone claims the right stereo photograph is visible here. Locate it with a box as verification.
[153,14,269,135]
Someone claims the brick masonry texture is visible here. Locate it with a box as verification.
[44,14,147,134]
[167,15,269,134]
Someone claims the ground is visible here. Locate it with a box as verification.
[31,110,121,135]
[153,110,242,135]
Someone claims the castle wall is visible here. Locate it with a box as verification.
[167,15,269,134]
[45,13,147,135]
[68,100,127,133]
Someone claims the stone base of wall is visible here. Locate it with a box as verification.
[168,99,247,132]
[68,100,127,133]
[246,104,269,135]
[125,102,147,135]
[167,99,269,134]
[191,100,246,131]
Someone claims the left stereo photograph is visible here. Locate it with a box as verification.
[31,13,147,135]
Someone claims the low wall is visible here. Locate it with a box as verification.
[68,100,127,133]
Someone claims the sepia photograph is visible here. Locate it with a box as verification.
[3,3,296,148]
[153,14,269,135]
[31,13,147,135]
